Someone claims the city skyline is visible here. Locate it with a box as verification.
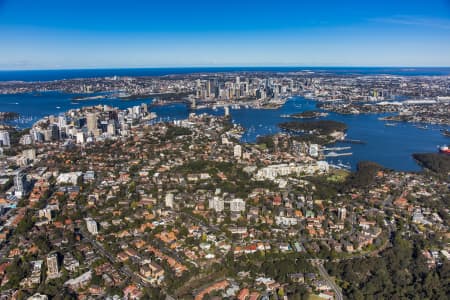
[0,0,450,70]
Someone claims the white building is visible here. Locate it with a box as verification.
[0,131,10,147]
[57,172,82,185]
[256,162,329,181]
[275,216,298,226]
[233,144,242,159]
[309,144,319,157]
[107,122,116,136]
[85,218,98,235]
[338,207,347,220]
[76,132,85,144]
[165,193,174,209]
[27,293,48,300]
[230,198,245,212]
[208,196,224,212]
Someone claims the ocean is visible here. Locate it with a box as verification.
[1,67,450,82]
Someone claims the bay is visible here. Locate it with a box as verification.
[1,91,448,172]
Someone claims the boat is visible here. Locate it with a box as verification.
[442,130,450,137]
[384,123,397,127]
[439,145,450,154]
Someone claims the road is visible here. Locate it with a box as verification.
[316,262,344,300]
[79,227,179,298]
[79,228,144,283]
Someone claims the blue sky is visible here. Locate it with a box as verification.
[0,0,449,69]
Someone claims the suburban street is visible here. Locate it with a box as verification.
[316,262,344,300]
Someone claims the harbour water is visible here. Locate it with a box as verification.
[1,91,448,172]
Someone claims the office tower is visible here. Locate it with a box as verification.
[233,144,242,159]
[30,129,44,143]
[58,115,67,128]
[86,113,97,134]
[46,253,59,278]
[50,124,60,140]
[86,218,98,235]
[206,80,211,98]
[196,79,201,98]
[0,131,10,147]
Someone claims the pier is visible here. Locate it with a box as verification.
[324,152,353,157]
[341,139,366,144]
[322,146,351,151]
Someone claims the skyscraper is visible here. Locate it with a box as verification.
[86,113,97,134]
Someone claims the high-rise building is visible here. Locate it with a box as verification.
[338,207,347,221]
[14,171,27,198]
[165,193,174,209]
[86,113,97,134]
[20,134,33,145]
[46,253,59,278]
[206,80,211,98]
[76,132,85,144]
[86,218,98,235]
[0,131,10,147]
[107,122,116,136]
[234,145,242,159]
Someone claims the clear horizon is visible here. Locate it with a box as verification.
[0,0,450,70]
[2,65,450,72]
